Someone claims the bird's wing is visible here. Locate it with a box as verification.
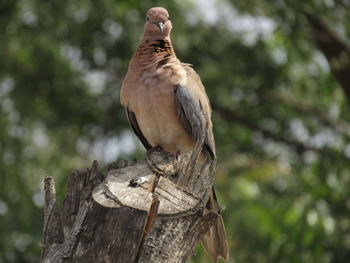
[173,65,216,160]
[124,107,152,150]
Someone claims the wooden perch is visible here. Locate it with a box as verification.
[41,148,219,263]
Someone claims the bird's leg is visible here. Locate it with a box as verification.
[145,145,166,175]
[145,146,164,193]
[146,145,164,155]
[145,145,179,193]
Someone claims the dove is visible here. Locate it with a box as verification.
[120,7,228,262]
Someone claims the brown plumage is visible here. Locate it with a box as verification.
[120,7,228,262]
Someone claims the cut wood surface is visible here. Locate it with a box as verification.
[41,148,218,263]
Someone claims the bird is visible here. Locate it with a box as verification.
[120,7,228,262]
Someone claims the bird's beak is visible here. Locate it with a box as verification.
[155,22,164,32]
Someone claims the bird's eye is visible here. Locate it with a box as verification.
[168,17,170,21]
[146,17,149,21]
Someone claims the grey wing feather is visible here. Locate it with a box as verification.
[174,85,215,160]
[125,107,152,150]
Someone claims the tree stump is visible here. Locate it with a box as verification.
[41,148,219,263]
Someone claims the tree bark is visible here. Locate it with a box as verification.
[41,149,218,263]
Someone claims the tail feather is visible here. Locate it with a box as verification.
[201,187,229,262]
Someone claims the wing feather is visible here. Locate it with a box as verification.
[174,84,215,160]
[125,107,152,150]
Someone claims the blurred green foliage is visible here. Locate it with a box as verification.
[1,0,350,262]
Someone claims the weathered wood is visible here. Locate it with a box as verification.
[41,149,218,263]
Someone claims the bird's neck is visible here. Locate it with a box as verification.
[130,38,176,70]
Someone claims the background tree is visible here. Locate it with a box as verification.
[0,0,349,262]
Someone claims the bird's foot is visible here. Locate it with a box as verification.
[146,145,164,175]
[145,146,167,193]
[175,150,181,160]
[146,145,164,156]
[145,145,167,176]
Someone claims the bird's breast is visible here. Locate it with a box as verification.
[135,80,195,154]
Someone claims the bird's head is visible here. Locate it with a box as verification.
[143,7,172,40]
